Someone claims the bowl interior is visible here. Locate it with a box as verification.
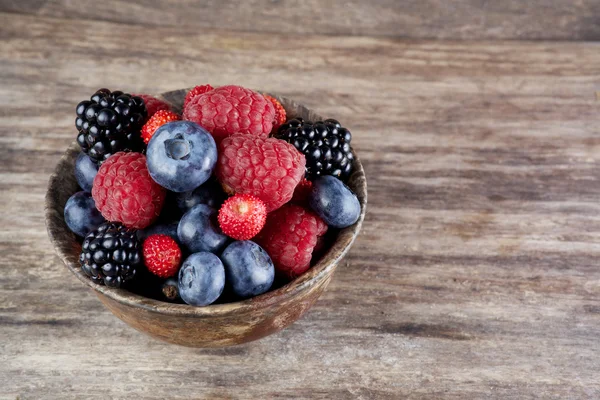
[45,90,367,316]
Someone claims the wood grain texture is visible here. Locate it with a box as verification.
[1,11,600,400]
[1,0,600,41]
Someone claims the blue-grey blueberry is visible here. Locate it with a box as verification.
[146,121,217,192]
[74,152,98,192]
[64,191,105,237]
[177,204,228,253]
[220,241,274,298]
[308,175,360,228]
[178,252,225,306]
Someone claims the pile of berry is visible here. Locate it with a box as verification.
[64,85,361,306]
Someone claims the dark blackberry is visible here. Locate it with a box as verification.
[275,118,354,181]
[79,222,142,288]
[75,88,147,165]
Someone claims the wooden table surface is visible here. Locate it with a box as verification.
[2,2,600,399]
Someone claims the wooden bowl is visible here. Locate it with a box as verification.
[45,89,367,347]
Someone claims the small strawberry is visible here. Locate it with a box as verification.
[264,94,286,130]
[141,110,181,144]
[218,194,267,240]
[142,234,182,278]
[183,84,214,108]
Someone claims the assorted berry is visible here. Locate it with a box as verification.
[255,204,328,279]
[221,241,274,298]
[264,94,286,130]
[216,134,306,212]
[74,152,98,192]
[309,175,361,229]
[64,191,105,237]
[76,89,147,165]
[218,194,267,241]
[177,204,228,254]
[142,234,182,278]
[183,85,275,144]
[178,252,225,306]
[146,121,217,192]
[65,85,361,307]
[183,84,214,108]
[92,152,166,229]
[80,222,142,288]
[161,277,181,302]
[275,118,354,181]
[141,110,181,144]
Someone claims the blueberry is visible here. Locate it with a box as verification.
[146,121,218,192]
[308,175,361,229]
[175,179,226,213]
[64,191,105,237]
[74,152,98,192]
[162,277,182,302]
[220,241,274,298]
[178,252,225,306]
[137,222,180,245]
[177,204,228,253]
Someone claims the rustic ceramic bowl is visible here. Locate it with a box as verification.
[45,89,367,347]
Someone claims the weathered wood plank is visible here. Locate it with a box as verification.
[1,0,600,40]
[1,12,600,400]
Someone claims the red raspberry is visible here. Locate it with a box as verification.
[218,194,266,240]
[142,234,182,278]
[183,85,275,144]
[264,94,286,130]
[141,110,181,144]
[92,152,166,229]
[255,204,328,279]
[216,134,306,212]
[183,84,214,109]
[133,94,171,117]
[290,178,313,206]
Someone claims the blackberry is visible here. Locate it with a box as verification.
[275,118,354,181]
[75,88,147,165]
[79,222,142,288]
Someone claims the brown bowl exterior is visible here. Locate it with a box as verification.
[45,90,367,347]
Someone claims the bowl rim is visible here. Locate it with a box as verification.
[45,91,367,317]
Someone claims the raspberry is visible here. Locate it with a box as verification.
[133,94,171,117]
[142,234,182,278]
[255,204,328,279]
[92,152,166,229]
[141,110,181,144]
[216,134,306,212]
[218,194,267,240]
[183,84,214,109]
[290,178,313,206]
[183,85,275,144]
[264,94,286,130]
